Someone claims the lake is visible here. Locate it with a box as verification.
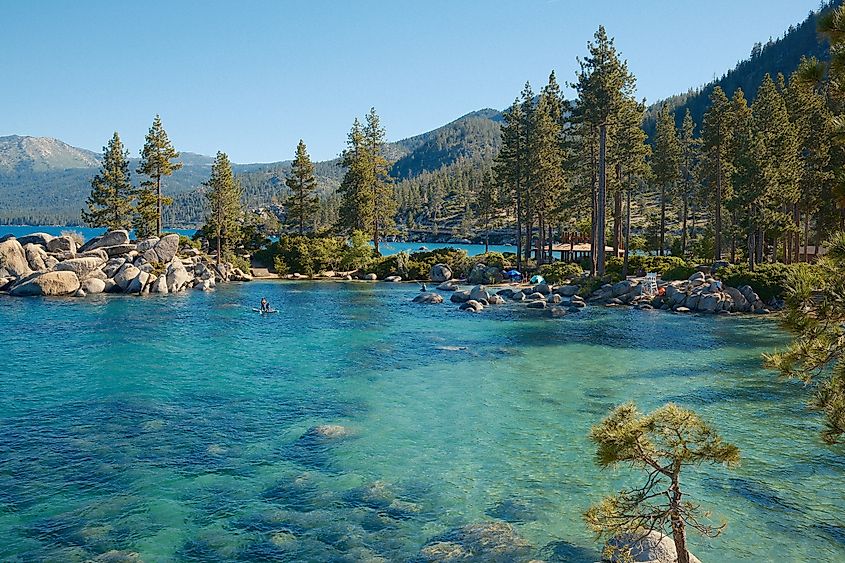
[0,281,843,561]
[0,226,517,257]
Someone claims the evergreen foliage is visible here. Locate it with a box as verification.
[136,115,182,236]
[284,140,319,235]
[585,403,740,563]
[81,132,134,230]
[202,151,244,264]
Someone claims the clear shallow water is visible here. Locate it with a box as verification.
[0,282,843,562]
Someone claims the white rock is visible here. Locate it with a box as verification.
[0,238,32,278]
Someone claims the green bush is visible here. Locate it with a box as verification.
[228,254,252,274]
[178,235,200,249]
[540,262,584,284]
[340,231,375,270]
[662,264,698,281]
[718,262,814,301]
[257,235,346,277]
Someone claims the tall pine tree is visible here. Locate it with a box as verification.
[82,132,135,230]
[284,140,319,235]
[137,115,182,237]
[701,87,734,261]
[203,152,243,266]
[652,105,681,256]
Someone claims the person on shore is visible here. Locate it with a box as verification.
[260,297,270,312]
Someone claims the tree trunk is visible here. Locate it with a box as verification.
[803,211,810,262]
[590,126,598,277]
[715,146,722,261]
[613,163,622,254]
[156,173,162,237]
[681,194,688,257]
[659,183,666,257]
[515,186,522,271]
[597,124,607,276]
[670,476,691,563]
[623,182,631,278]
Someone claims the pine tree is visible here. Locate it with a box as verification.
[519,82,536,263]
[701,87,734,261]
[82,132,135,230]
[137,114,182,236]
[575,26,636,276]
[203,151,243,265]
[475,170,499,254]
[678,110,700,256]
[363,108,395,254]
[284,140,319,235]
[585,403,740,563]
[494,99,525,270]
[652,105,681,256]
[338,118,370,233]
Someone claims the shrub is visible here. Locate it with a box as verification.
[718,262,814,301]
[178,235,200,249]
[540,262,584,284]
[662,264,698,281]
[341,230,375,270]
[258,235,345,277]
[228,254,252,273]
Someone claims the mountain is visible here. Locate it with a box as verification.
[644,0,839,134]
[0,135,99,172]
[0,108,503,226]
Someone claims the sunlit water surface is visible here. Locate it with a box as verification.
[0,281,843,562]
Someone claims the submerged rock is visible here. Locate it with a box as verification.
[416,521,534,562]
[302,424,351,440]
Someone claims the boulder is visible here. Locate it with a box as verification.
[55,256,106,279]
[459,299,484,313]
[688,271,706,285]
[361,273,377,281]
[78,248,109,262]
[103,258,126,278]
[527,300,546,309]
[612,279,636,296]
[547,293,562,304]
[526,292,545,301]
[126,271,153,294]
[81,278,106,295]
[467,263,488,285]
[23,243,48,271]
[79,230,130,252]
[556,284,580,297]
[136,237,160,252]
[675,306,691,313]
[496,288,515,298]
[150,276,169,294]
[10,271,80,296]
[510,291,525,301]
[101,244,136,257]
[469,285,490,301]
[534,283,552,295]
[113,263,142,292]
[384,275,402,282]
[47,235,77,254]
[103,279,118,293]
[16,232,54,247]
[166,261,192,292]
[724,286,749,312]
[230,268,253,282]
[154,234,181,263]
[437,280,458,291]
[604,531,701,563]
[413,292,444,304]
[142,248,159,263]
[194,278,215,291]
[0,238,32,278]
[487,294,505,305]
[570,300,586,308]
[450,290,472,303]
[698,293,722,313]
[429,263,453,282]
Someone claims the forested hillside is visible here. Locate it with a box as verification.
[644,1,839,133]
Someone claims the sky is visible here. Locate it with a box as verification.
[1,0,822,163]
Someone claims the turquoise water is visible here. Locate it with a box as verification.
[0,281,843,562]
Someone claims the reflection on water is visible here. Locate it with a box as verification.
[0,281,843,561]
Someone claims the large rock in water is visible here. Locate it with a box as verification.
[430,263,452,282]
[166,261,192,292]
[413,292,444,304]
[604,531,701,563]
[55,256,105,279]
[79,229,130,252]
[81,277,106,294]
[10,271,80,296]
[0,238,33,278]
[154,234,180,263]
[416,522,533,562]
[113,263,142,292]
[469,285,490,301]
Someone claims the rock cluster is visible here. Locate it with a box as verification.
[603,530,701,563]
[0,230,252,298]
[588,270,773,314]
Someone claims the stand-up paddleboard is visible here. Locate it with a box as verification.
[252,308,279,314]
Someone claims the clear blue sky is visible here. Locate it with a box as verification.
[1,0,820,163]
